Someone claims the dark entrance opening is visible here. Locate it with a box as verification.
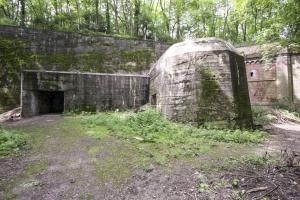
[150,94,157,105]
[38,91,64,114]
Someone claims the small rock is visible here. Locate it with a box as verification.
[133,136,144,141]
[293,181,297,185]
[70,179,76,184]
[145,164,155,173]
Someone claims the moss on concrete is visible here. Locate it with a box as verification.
[119,49,155,72]
[1,34,156,112]
[0,37,33,111]
[196,67,236,127]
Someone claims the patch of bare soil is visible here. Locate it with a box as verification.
[121,161,236,200]
[224,163,300,199]
[223,121,300,200]
[3,114,64,128]
[1,115,218,200]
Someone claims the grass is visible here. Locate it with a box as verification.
[219,154,278,170]
[25,160,48,176]
[252,107,277,125]
[0,111,271,198]
[252,105,300,125]
[78,107,267,166]
[0,127,26,156]
[80,108,266,144]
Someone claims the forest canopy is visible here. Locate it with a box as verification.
[0,0,299,44]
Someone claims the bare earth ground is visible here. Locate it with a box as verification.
[0,115,299,200]
[263,122,300,153]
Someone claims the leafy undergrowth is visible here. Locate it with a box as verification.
[78,108,267,166]
[252,106,300,125]
[252,107,277,125]
[0,127,26,156]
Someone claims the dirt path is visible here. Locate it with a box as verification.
[263,122,300,153]
[0,115,209,200]
[1,115,300,200]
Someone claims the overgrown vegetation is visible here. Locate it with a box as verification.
[80,108,266,144]
[251,98,300,125]
[272,97,300,116]
[0,127,26,156]
[77,107,266,165]
[252,107,277,125]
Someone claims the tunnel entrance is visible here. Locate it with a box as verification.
[38,91,64,114]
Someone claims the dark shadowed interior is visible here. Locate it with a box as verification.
[38,91,64,114]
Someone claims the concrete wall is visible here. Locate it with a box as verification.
[0,25,170,73]
[150,38,253,128]
[0,25,170,112]
[22,70,149,117]
[292,54,300,106]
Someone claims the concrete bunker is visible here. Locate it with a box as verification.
[21,70,150,117]
[149,38,253,128]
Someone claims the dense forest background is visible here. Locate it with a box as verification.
[0,0,299,112]
[0,0,299,44]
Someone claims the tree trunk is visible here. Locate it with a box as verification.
[105,0,111,33]
[134,0,141,37]
[95,0,99,27]
[112,0,119,33]
[20,0,26,26]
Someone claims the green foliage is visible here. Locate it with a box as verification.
[272,97,300,114]
[0,127,26,156]
[197,183,209,193]
[78,108,266,165]
[1,0,299,44]
[80,108,266,145]
[221,154,277,170]
[252,107,277,125]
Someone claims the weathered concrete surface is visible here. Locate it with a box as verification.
[0,25,170,112]
[150,38,253,128]
[0,25,170,73]
[21,70,149,117]
[292,54,300,107]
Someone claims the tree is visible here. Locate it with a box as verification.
[0,0,298,44]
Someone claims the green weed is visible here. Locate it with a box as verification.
[219,154,277,170]
[0,127,26,156]
[80,108,266,144]
[252,107,277,125]
[78,108,267,165]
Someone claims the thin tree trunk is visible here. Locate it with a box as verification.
[20,0,26,26]
[105,0,111,33]
[95,0,99,27]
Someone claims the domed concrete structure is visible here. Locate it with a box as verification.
[149,38,253,128]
